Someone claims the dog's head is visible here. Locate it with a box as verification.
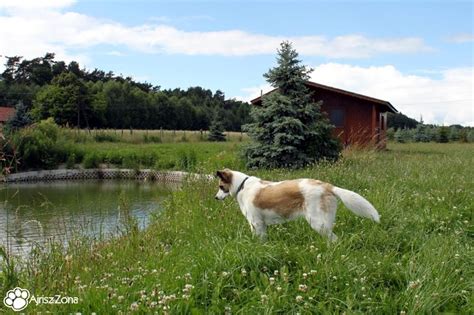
[215,169,233,200]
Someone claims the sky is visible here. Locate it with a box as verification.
[0,0,472,126]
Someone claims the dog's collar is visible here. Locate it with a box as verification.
[235,177,250,197]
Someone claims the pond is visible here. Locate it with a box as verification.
[0,180,178,257]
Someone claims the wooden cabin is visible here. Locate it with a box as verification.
[0,106,15,129]
[250,81,398,149]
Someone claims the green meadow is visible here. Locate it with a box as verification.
[1,142,473,314]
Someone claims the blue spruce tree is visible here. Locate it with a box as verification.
[243,42,341,168]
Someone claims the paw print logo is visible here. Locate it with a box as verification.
[3,287,30,311]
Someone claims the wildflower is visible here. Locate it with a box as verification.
[302,273,308,279]
[274,270,279,276]
[296,295,304,303]
[408,279,421,289]
[276,286,282,292]
[241,268,247,276]
[269,277,275,285]
[130,302,139,311]
[150,301,157,307]
[298,284,308,292]
[310,270,317,275]
[183,284,194,294]
[222,271,229,277]
[118,296,124,302]
[261,294,268,304]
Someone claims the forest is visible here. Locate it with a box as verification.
[0,53,251,131]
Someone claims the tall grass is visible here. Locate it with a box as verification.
[1,143,472,313]
[64,128,248,144]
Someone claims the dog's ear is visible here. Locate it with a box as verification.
[216,169,232,183]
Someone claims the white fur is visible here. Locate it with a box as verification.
[215,170,380,241]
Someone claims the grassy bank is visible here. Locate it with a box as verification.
[1,143,473,313]
[3,121,247,173]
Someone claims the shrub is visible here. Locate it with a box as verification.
[66,153,76,169]
[82,152,101,168]
[437,127,449,143]
[413,124,430,142]
[467,130,474,142]
[122,154,139,170]
[93,133,120,142]
[11,118,64,170]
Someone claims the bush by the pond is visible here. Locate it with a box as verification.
[9,118,83,170]
[82,152,101,168]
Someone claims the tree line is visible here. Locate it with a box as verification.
[0,53,251,131]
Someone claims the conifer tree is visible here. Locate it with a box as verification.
[208,108,226,142]
[413,124,429,142]
[5,101,31,132]
[243,41,340,168]
[437,126,449,143]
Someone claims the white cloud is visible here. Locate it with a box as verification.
[106,50,126,57]
[239,63,474,126]
[0,0,76,11]
[0,2,431,59]
[447,33,474,43]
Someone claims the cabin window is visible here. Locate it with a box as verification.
[329,109,345,127]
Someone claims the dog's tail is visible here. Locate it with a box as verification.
[332,187,380,223]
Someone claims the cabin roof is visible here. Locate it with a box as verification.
[250,81,398,113]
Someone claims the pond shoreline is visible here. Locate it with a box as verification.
[2,169,213,183]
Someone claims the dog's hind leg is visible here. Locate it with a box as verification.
[305,195,338,242]
[247,217,267,240]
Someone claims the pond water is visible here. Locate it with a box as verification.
[0,180,178,257]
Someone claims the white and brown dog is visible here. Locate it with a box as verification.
[215,169,380,241]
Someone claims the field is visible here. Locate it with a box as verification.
[1,142,473,314]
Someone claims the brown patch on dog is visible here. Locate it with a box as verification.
[216,169,233,192]
[320,183,334,212]
[308,179,323,186]
[253,180,304,217]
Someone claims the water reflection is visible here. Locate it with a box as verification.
[0,180,178,257]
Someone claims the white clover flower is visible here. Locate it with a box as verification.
[130,302,139,311]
